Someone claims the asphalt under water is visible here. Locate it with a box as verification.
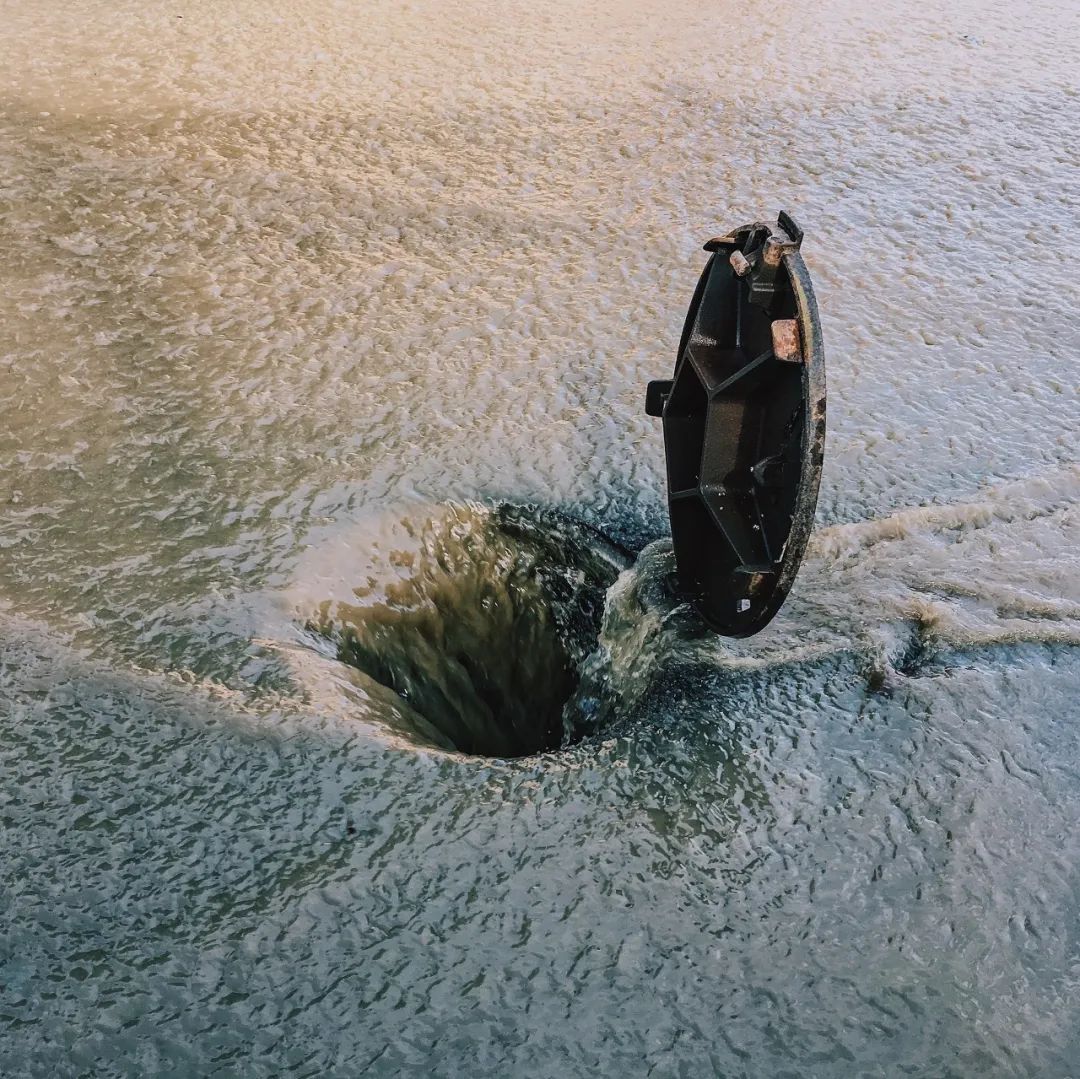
[2,1,1080,1075]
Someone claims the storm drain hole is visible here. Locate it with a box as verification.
[309,505,628,758]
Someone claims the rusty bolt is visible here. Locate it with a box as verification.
[771,319,802,363]
[762,236,786,267]
[729,250,752,276]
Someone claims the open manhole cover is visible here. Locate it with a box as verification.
[646,212,826,636]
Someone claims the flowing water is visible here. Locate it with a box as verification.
[3,0,1080,1075]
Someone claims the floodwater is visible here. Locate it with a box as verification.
[2,0,1080,1074]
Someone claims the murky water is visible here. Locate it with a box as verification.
[3,0,1080,1074]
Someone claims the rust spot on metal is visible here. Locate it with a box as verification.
[747,571,771,595]
[771,319,802,363]
[762,237,785,267]
[729,250,752,277]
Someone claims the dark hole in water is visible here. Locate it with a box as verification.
[311,504,629,759]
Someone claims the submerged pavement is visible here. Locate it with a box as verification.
[2,0,1079,1074]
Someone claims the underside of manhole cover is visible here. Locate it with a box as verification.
[646,211,826,636]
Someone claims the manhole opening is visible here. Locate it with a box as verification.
[307,505,628,759]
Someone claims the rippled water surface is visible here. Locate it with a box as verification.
[3,1,1080,1075]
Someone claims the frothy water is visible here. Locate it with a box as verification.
[3,0,1080,1074]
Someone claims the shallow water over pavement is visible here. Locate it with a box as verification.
[2,0,1080,1074]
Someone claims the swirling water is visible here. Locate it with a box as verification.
[2,0,1080,1075]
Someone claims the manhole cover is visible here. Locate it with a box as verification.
[646,212,826,636]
